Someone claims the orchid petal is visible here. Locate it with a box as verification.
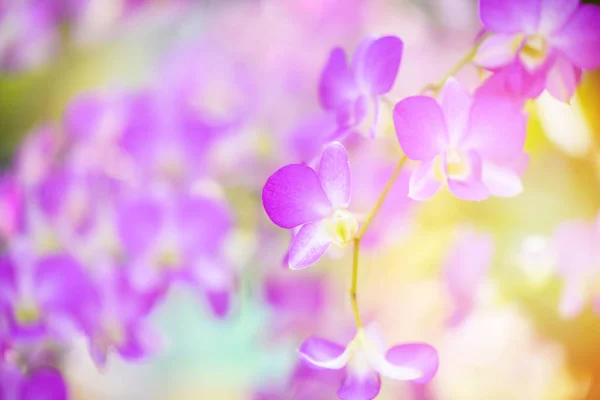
[440,78,473,145]
[263,165,333,229]
[338,368,381,400]
[546,56,582,103]
[482,161,524,197]
[288,221,332,270]
[299,337,349,370]
[408,160,442,201]
[558,278,587,319]
[394,96,448,161]
[354,36,404,95]
[318,143,351,209]
[319,47,358,110]
[19,368,68,400]
[479,0,540,35]
[447,152,489,201]
[464,95,526,163]
[117,198,163,256]
[473,34,520,69]
[538,0,579,35]
[552,5,600,70]
[385,343,439,384]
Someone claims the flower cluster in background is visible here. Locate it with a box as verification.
[1,0,600,399]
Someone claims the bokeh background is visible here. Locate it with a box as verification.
[2,0,600,399]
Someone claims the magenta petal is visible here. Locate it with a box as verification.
[118,323,163,359]
[355,36,404,95]
[206,289,231,318]
[338,369,381,400]
[386,344,439,384]
[19,368,68,400]
[552,5,600,69]
[117,198,163,255]
[394,96,447,161]
[538,0,579,34]
[447,152,489,201]
[440,78,472,144]
[479,0,540,34]
[546,56,581,103]
[408,160,441,201]
[262,165,333,229]
[319,47,359,110]
[318,143,351,209]
[288,221,332,270]
[464,95,526,163]
[473,34,519,69]
[299,337,348,370]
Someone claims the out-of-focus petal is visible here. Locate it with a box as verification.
[288,221,332,270]
[552,5,600,70]
[354,36,403,95]
[299,337,349,369]
[408,161,442,201]
[338,368,381,400]
[473,34,519,69]
[481,161,524,197]
[118,323,163,359]
[19,368,68,400]
[558,278,587,318]
[440,78,472,145]
[385,343,439,383]
[117,198,163,256]
[479,0,540,34]
[553,221,599,277]
[464,95,526,163]
[538,0,579,35]
[394,96,448,161]
[545,56,582,104]
[205,288,231,318]
[262,165,333,229]
[447,152,489,201]
[319,47,358,110]
[318,143,351,209]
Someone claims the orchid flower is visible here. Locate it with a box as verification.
[117,194,236,318]
[263,142,357,269]
[319,36,404,138]
[474,0,600,102]
[394,78,527,201]
[299,327,438,400]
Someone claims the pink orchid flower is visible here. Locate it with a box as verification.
[319,36,404,138]
[474,0,600,102]
[299,327,438,400]
[262,142,357,269]
[394,78,527,201]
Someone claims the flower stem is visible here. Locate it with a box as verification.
[420,33,490,95]
[350,156,407,329]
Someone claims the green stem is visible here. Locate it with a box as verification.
[349,156,407,329]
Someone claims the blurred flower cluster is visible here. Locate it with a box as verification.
[1,0,600,399]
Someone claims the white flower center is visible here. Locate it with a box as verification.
[519,34,549,71]
[434,149,471,182]
[324,209,358,246]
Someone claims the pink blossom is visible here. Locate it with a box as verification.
[262,143,356,269]
[394,78,527,201]
[474,0,600,102]
[299,327,438,400]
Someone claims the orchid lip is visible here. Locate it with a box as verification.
[324,208,358,246]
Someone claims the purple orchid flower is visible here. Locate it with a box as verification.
[443,229,494,327]
[299,326,439,400]
[474,0,600,102]
[262,142,357,269]
[87,268,163,368]
[117,194,236,318]
[319,36,404,138]
[0,249,98,340]
[552,216,600,318]
[394,78,527,201]
[0,175,23,242]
